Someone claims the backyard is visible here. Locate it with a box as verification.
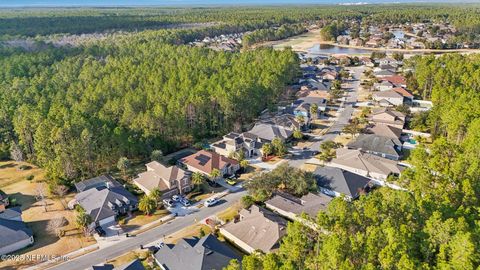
[0,161,96,269]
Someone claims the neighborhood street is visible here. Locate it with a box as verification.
[287,66,364,168]
[46,189,247,270]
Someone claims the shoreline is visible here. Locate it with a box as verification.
[262,29,480,55]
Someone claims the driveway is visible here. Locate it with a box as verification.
[43,189,247,270]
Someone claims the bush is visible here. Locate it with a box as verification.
[26,174,34,181]
[241,195,255,209]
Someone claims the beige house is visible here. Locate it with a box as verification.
[220,205,287,253]
[372,90,404,106]
[370,108,406,129]
[133,161,192,198]
[330,148,403,180]
[180,150,239,178]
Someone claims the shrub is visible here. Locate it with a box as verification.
[26,174,34,181]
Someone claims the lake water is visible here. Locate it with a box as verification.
[0,0,463,7]
[307,44,376,55]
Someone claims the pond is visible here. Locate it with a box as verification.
[307,44,377,55]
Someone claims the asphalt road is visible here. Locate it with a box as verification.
[287,66,364,168]
[47,189,247,270]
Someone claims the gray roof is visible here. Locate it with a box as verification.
[0,218,33,249]
[265,192,332,218]
[375,70,396,77]
[347,134,401,159]
[75,186,138,223]
[313,166,371,199]
[0,207,22,220]
[221,205,287,253]
[75,175,122,193]
[116,259,145,270]
[260,114,301,130]
[154,234,241,270]
[248,123,293,142]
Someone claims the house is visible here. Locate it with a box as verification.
[374,80,395,92]
[261,114,303,131]
[330,148,403,180]
[383,75,407,88]
[313,166,371,200]
[74,184,138,228]
[133,161,192,199]
[374,69,396,78]
[372,90,404,106]
[220,205,287,253]
[180,150,240,178]
[365,38,381,48]
[347,134,402,161]
[367,124,402,140]
[377,57,398,66]
[154,234,241,270]
[88,259,145,270]
[291,95,328,126]
[246,123,293,142]
[0,208,34,255]
[392,87,414,103]
[360,56,374,67]
[350,38,364,47]
[265,192,332,221]
[212,132,264,159]
[74,175,122,193]
[0,190,9,212]
[370,108,406,129]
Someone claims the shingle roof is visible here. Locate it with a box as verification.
[115,259,145,270]
[221,205,287,253]
[392,87,413,98]
[331,148,402,177]
[75,186,138,223]
[0,207,22,220]
[265,192,332,218]
[154,234,241,270]
[180,150,238,175]
[373,90,404,99]
[313,166,371,199]
[248,123,293,142]
[367,124,402,139]
[74,175,122,193]
[134,161,190,193]
[0,217,33,249]
[260,114,301,131]
[347,134,401,159]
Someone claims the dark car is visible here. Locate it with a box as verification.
[206,179,220,187]
[95,226,106,237]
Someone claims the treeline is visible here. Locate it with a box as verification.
[0,39,299,188]
[227,54,480,269]
[319,21,347,41]
[242,24,306,48]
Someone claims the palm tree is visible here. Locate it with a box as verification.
[310,104,318,120]
[293,129,303,140]
[240,160,249,170]
[210,168,221,181]
[150,188,162,208]
[191,172,205,190]
[139,195,156,215]
[261,143,273,158]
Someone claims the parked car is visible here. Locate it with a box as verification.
[180,198,191,207]
[163,199,174,208]
[204,198,219,207]
[95,226,106,237]
[206,179,220,187]
[172,195,181,202]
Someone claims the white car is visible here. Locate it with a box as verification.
[204,198,219,207]
[172,195,181,202]
[180,198,191,207]
[162,199,174,208]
